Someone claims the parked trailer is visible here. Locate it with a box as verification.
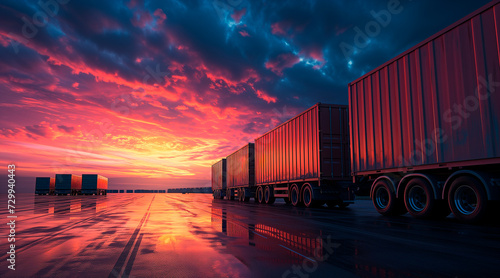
[211,159,227,199]
[226,143,255,202]
[35,177,55,195]
[349,0,500,222]
[55,174,82,195]
[82,174,108,195]
[255,103,353,207]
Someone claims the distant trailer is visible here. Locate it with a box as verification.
[82,174,108,195]
[225,143,255,202]
[126,190,133,193]
[35,177,55,195]
[255,103,354,207]
[211,159,226,199]
[55,174,82,195]
[119,190,124,193]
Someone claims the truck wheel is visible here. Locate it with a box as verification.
[264,186,275,204]
[372,180,406,216]
[290,185,301,206]
[302,185,317,208]
[448,176,488,223]
[404,178,437,219]
[256,187,264,203]
[241,189,249,202]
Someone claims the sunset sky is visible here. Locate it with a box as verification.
[0,0,491,190]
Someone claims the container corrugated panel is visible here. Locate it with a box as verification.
[226,143,255,189]
[349,1,500,175]
[55,174,82,190]
[211,159,226,190]
[82,174,108,190]
[255,103,350,186]
[35,177,54,191]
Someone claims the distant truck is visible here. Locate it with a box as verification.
[55,174,82,195]
[82,174,108,195]
[226,143,254,201]
[213,104,353,208]
[35,177,55,195]
[255,104,353,207]
[211,159,226,199]
[348,0,500,222]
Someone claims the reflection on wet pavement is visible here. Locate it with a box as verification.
[0,194,498,277]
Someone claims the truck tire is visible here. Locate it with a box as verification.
[448,176,488,223]
[302,185,318,208]
[404,178,438,219]
[290,185,301,207]
[241,189,250,202]
[256,186,264,203]
[264,186,275,204]
[372,180,406,216]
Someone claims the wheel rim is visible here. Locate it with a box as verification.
[264,187,269,203]
[257,188,263,203]
[303,187,312,206]
[291,187,299,205]
[375,187,389,209]
[454,185,477,215]
[408,185,427,212]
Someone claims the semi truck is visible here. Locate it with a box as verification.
[211,159,226,199]
[212,0,500,222]
[55,174,82,195]
[348,0,500,222]
[81,174,108,195]
[226,143,255,202]
[35,177,55,195]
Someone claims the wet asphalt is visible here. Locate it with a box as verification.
[0,193,499,278]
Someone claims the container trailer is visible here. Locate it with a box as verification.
[348,0,500,222]
[35,177,55,195]
[82,174,108,195]
[226,143,255,202]
[55,174,82,195]
[211,159,227,199]
[255,103,353,207]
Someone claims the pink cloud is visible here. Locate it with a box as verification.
[239,30,250,37]
[265,53,300,76]
[154,8,167,25]
[271,21,290,36]
[231,8,246,24]
[256,90,277,103]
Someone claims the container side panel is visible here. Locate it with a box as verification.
[211,159,226,190]
[349,2,500,175]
